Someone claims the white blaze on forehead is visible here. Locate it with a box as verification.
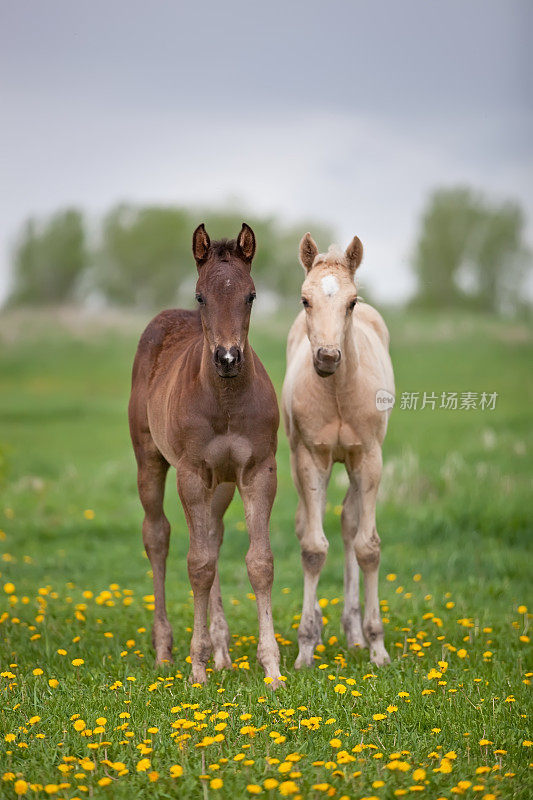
[320,274,339,296]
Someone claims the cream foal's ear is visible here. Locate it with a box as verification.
[345,236,363,274]
[299,232,319,272]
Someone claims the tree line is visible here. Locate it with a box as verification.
[6,189,530,314]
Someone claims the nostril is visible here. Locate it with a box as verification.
[230,346,242,365]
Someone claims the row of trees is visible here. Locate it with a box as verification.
[412,188,530,314]
[7,189,531,313]
[8,205,333,310]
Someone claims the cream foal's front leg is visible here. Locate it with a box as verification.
[350,447,390,667]
[292,445,331,669]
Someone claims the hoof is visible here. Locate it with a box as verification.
[294,651,315,670]
[265,676,284,691]
[154,651,174,667]
[189,666,208,685]
[370,646,391,667]
[213,652,233,671]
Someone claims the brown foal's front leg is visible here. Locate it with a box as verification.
[137,451,173,665]
[239,457,282,688]
[177,465,215,684]
[208,482,235,670]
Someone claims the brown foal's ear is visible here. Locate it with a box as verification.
[192,223,211,266]
[345,236,363,274]
[299,232,319,272]
[236,222,256,264]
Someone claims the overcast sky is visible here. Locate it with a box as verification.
[1,0,531,303]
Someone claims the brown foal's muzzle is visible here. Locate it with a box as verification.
[213,345,243,378]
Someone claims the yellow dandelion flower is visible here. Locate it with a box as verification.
[83,509,95,520]
[211,778,223,789]
[3,582,15,595]
[247,785,262,795]
[14,780,28,796]
[136,758,151,772]
[333,684,346,694]
[279,781,299,796]
[71,658,84,666]
[264,778,279,789]
[32,668,43,676]
[373,713,387,721]
[413,768,426,781]
[98,777,112,786]
[170,764,184,777]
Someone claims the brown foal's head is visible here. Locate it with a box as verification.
[192,223,257,378]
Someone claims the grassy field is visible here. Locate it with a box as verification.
[0,307,531,800]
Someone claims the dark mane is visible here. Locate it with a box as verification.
[209,238,239,261]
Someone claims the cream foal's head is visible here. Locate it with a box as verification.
[299,233,363,377]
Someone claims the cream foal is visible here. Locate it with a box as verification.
[282,233,394,669]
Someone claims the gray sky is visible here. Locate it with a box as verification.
[1,0,531,303]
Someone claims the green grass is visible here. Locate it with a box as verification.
[0,307,531,800]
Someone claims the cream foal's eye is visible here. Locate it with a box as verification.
[348,297,358,311]
[302,297,310,308]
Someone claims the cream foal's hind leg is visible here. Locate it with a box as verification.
[208,482,235,670]
[341,481,366,650]
[351,447,390,667]
[292,446,331,669]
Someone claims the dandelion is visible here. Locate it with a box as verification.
[83,509,95,520]
[71,658,84,666]
[211,778,223,789]
[333,684,346,694]
[98,777,112,786]
[279,781,299,796]
[136,758,151,772]
[170,765,184,777]
[247,785,262,794]
[413,769,426,781]
[3,582,15,595]
[32,668,43,676]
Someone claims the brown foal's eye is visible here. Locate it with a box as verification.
[348,297,358,311]
[195,293,205,305]
[247,292,256,305]
[302,297,310,308]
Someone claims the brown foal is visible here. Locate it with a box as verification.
[128,223,282,686]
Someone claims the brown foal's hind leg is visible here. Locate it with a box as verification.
[208,482,236,670]
[137,447,173,665]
